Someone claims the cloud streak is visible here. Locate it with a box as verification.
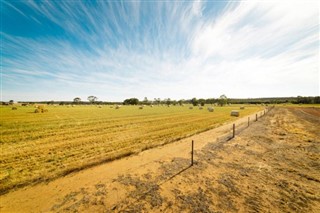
[2,0,319,101]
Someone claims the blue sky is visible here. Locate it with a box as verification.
[1,0,319,102]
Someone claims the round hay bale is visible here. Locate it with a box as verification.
[199,107,203,110]
[34,109,40,113]
[139,106,144,109]
[189,106,193,109]
[12,107,18,110]
[207,107,214,112]
[231,110,239,117]
[115,105,121,109]
[240,106,245,110]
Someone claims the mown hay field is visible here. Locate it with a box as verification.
[0,104,263,194]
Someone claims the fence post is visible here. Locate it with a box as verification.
[233,123,235,138]
[256,114,258,121]
[191,140,194,166]
[248,117,250,127]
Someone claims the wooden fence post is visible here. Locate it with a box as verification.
[256,114,258,121]
[233,123,235,138]
[248,117,250,127]
[191,140,194,166]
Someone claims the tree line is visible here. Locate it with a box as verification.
[5,95,320,106]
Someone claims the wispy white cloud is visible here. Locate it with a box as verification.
[2,0,319,101]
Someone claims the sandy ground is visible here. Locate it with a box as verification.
[1,107,319,212]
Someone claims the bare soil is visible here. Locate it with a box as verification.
[1,107,319,212]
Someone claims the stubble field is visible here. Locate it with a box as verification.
[0,104,262,194]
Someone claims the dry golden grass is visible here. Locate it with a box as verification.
[0,104,263,194]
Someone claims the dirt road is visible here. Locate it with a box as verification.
[1,107,319,212]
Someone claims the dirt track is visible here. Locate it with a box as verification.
[1,107,319,212]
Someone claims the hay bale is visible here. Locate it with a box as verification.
[98,106,102,108]
[240,106,245,110]
[199,107,203,110]
[34,105,48,113]
[12,107,17,110]
[150,105,153,107]
[110,106,114,108]
[115,105,121,109]
[139,106,144,109]
[189,106,193,109]
[231,110,240,117]
[207,107,214,112]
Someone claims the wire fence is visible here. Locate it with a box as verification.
[114,106,276,210]
[172,106,276,181]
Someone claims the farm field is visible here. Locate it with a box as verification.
[0,104,263,194]
[0,106,319,212]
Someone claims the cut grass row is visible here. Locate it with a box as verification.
[1,104,263,194]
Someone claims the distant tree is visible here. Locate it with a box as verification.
[143,97,149,105]
[218,94,228,106]
[206,98,216,104]
[165,98,172,106]
[73,97,81,104]
[198,98,205,106]
[178,99,185,105]
[191,98,198,106]
[123,98,139,105]
[87,96,97,104]
[9,100,14,105]
[154,98,161,105]
[47,100,54,105]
